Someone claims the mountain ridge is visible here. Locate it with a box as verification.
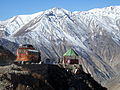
[0,6,120,85]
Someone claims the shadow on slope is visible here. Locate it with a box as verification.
[0,46,16,64]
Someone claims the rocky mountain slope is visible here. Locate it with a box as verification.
[0,46,15,64]
[0,64,107,90]
[0,6,120,84]
[103,73,120,90]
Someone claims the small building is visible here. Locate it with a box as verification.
[62,49,84,74]
[63,49,80,64]
[16,44,41,63]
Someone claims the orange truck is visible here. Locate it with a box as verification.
[16,44,41,63]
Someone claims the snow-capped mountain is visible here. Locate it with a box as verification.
[0,6,120,84]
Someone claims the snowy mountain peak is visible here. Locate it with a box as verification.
[0,6,120,38]
[0,6,120,83]
[85,6,120,17]
[43,7,72,17]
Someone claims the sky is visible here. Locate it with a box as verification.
[0,0,120,21]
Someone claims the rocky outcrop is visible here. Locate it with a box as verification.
[0,64,107,90]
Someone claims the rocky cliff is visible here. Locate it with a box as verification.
[0,64,107,90]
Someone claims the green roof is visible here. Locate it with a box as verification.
[63,49,79,56]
